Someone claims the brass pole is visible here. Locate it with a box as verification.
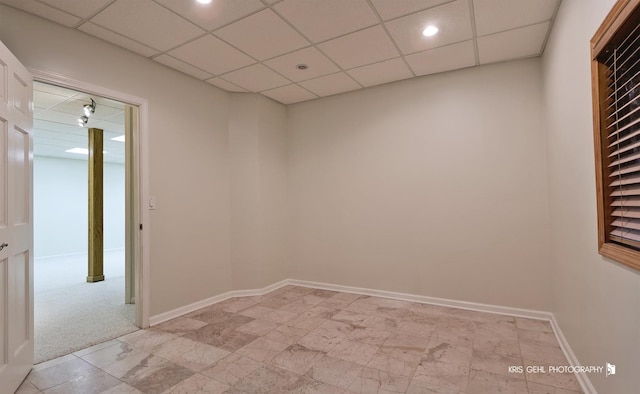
[87,127,104,283]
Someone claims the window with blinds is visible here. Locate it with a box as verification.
[592,0,640,269]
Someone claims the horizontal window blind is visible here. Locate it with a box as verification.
[601,17,640,248]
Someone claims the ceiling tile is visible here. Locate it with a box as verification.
[154,54,213,80]
[34,90,71,111]
[298,72,361,97]
[78,22,159,58]
[154,0,264,31]
[473,0,558,36]
[168,34,255,75]
[477,22,549,64]
[405,40,475,76]
[261,84,317,105]
[385,0,472,55]
[347,58,413,87]
[318,25,399,70]
[221,64,290,92]
[90,0,204,51]
[214,9,307,60]
[369,0,453,20]
[206,77,247,92]
[274,0,378,43]
[34,119,76,133]
[264,47,339,82]
[39,0,114,19]
[0,0,80,27]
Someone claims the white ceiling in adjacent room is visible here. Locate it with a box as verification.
[33,82,126,164]
[1,0,561,104]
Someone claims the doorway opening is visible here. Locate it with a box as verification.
[32,81,140,363]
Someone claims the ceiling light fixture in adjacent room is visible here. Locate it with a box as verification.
[196,0,212,4]
[422,25,439,37]
[78,115,88,127]
[83,98,96,117]
[111,135,125,142]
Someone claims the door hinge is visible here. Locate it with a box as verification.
[139,224,143,230]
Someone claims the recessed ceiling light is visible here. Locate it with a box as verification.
[196,0,212,4]
[66,148,89,155]
[65,148,108,155]
[296,64,309,70]
[111,135,125,142]
[422,25,439,37]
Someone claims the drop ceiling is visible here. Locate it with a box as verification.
[1,0,561,105]
[33,82,126,164]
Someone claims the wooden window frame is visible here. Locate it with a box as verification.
[592,0,640,270]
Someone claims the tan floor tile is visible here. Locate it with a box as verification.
[413,359,470,392]
[15,379,41,394]
[297,333,345,352]
[126,362,194,394]
[287,375,347,393]
[100,382,144,393]
[466,369,528,394]
[327,339,379,366]
[148,337,201,360]
[305,355,363,389]
[469,348,524,378]
[348,366,411,393]
[515,318,553,332]
[518,328,560,346]
[520,341,568,365]
[361,316,402,331]
[73,339,122,357]
[153,317,208,336]
[161,373,229,394]
[119,329,177,352]
[79,341,139,368]
[171,343,230,371]
[310,319,359,339]
[406,379,461,393]
[27,356,99,391]
[231,365,302,393]
[270,343,325,374]
[424,338,473,366]
[367,346,421,377]
[330,310,369,325]
[263,325,306,345]
[200,353,261,386]
[347,327,390,346]
[40,369,121,394]
[236,318,279,336]
[102,351,167,380]
[236,337,289,362]
[527,381,584,393]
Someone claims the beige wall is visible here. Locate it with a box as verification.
[0,6,235,316]
[543,0,640,392]
[287,59,552,311]
[229,94,289,289]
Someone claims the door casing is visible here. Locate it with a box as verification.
[30,70,150,329]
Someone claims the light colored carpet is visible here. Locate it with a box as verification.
[34,250,138,363]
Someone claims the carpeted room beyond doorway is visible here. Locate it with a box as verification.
[34,249,137,363]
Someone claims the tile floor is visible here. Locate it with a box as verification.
[16,285,583,393]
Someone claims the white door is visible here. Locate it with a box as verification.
[0,40,34,393]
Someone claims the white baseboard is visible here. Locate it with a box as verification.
[287,279,552,320]
[148,278,593,392]
[549,315,596,394]
[148,279,289,326]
